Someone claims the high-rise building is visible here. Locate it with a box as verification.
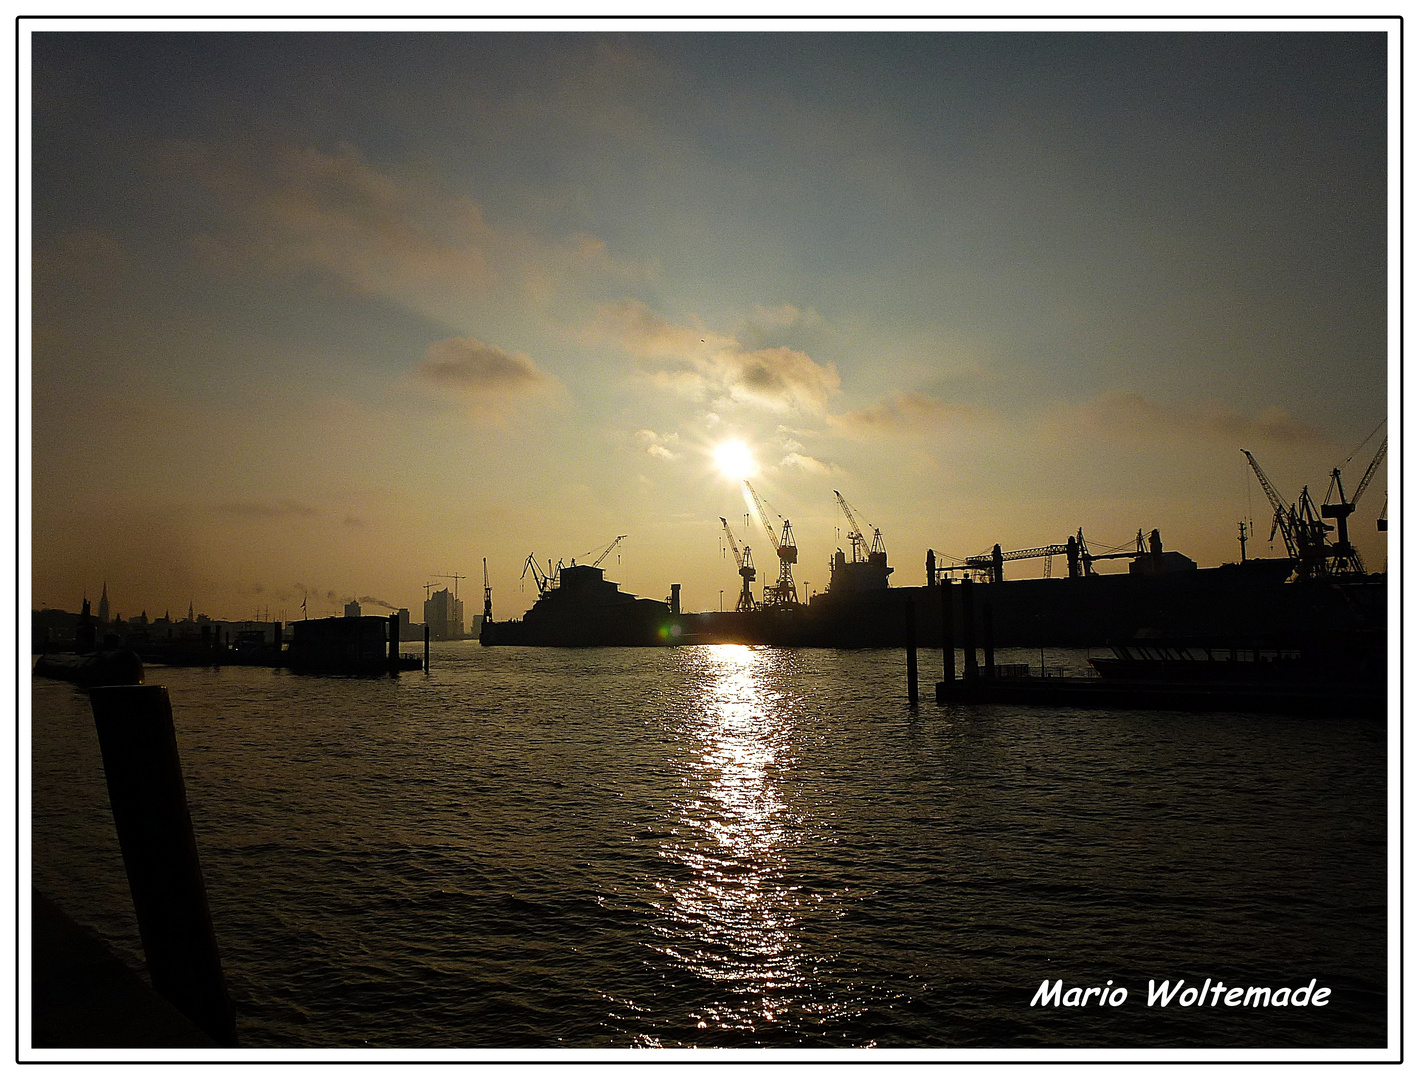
[344,599,362,618]
[423,588,464,641]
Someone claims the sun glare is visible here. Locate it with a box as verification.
[713,440,756,480]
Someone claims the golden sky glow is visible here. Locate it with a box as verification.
[29,30,1389,620]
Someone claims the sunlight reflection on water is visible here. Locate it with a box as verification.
[652,645,809,1034]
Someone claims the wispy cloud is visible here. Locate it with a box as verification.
[168,140,642,319]
[1054,391,1326,447]
[827,392,986,440]
[588,299,841,414]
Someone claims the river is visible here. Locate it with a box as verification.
[30,642,1388,1049]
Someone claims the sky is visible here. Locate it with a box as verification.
[30,29,1391,621]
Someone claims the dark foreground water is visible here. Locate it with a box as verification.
[32,643,1388,1049]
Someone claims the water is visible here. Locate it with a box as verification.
[31,643,1387,1048]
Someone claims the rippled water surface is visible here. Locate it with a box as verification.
[31,643,1388,1048]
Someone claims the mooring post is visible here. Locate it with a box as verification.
[961,577,979,682]
[424,624,430,673]
[88,685,237,1046]
[983,601,996,679]
[905,598,918,703]
[388,612,400,674]
[938,577,955,701]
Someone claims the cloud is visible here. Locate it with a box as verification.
[216,499,319,519]
[751,302,821,330]
[167,140,639,319]
[588,299,841,414]
[827,392,985,440]
[634,428,679,460]
[780,451,834,474]
[1057,391,1326,447]
[417,335,558,421]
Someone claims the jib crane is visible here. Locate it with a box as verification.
[833,490,886,563]
[719,517,758,612]
[520,553,554,597]
[1242,449,1301,562]
[483,558,492,622]
[1321,436,1386,576]
[1242,449,1330,579]
[583,534,627,568]
[833,490,867,563]
[743,479,799,607]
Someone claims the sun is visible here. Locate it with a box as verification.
[713,440,756,480]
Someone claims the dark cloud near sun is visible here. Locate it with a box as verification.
[417,335,559,422]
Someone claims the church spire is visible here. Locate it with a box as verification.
[98,581,109,624]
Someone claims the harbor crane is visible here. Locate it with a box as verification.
[833,490,867,563]
[743,479,799,607]
[1241,449,1328,575]
[520,553,554,597]
[1321,436,1386,576]
[719,517,758,612]
[965,529,1097,582]
[833,490,886,563]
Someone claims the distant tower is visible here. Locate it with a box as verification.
[187,600,195,623]
[98,582,109,624]
[344,599,362,618]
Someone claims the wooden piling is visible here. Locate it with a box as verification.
[88,685,236,1046]
[940,578,954,690]
[961,577,979,681]
[424,624,430,673]
[905,599,918,703]
[983,601,996,679]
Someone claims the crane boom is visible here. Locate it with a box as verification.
[588,534,627,567]
[720,517,745,570]
[833,490,867,563]
[1353,437,1386,506]
[1242,449,1300,561]
[744,480,779,553]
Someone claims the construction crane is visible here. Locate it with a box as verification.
[584,534,627,568]
[422,581,440,601]
[719,517,758,611]
[432,572,466,598]
[1321,436,1386,575]
[520,553,554,597]
[482,558,492,622]
[743,479,799,607]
